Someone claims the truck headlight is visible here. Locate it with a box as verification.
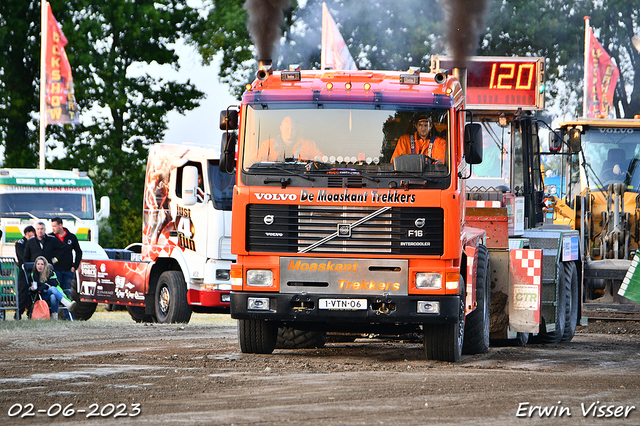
[415,273,442,290]
[216,269,230,281]
[246,270,273,287]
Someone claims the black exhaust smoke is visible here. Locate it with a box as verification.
[244,0,291,68]
[445,0,490,68]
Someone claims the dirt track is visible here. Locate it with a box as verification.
[0,309,639,425]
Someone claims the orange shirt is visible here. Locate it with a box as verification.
[253,137,323,163]
[391,132,446,163]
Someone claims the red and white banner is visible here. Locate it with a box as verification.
[585,27,619,118]
[321,2,357,70]
[44,2,79,125]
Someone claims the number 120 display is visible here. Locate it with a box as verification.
[433,56,545,111]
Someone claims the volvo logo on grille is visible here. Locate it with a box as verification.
[415,218,426,228]
[338,224,351,237]
[264,215,274,225]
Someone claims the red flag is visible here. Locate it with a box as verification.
[585,27,619,118]
[45,3,79,125]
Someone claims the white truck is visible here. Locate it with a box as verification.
[75,143,235,323]
[0,168,109,258]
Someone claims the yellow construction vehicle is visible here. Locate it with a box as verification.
[548,118,640,318]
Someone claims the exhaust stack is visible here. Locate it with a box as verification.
[453,67,467,108]
[257,59,273,81]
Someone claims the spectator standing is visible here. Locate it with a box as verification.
[14,225,36,320]
[23,222,67,264]
[50,217,82,296]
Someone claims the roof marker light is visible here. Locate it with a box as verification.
[281,64,301,81]
[400,66,421,85]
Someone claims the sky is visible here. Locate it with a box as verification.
[161,43,237,152]
[161,0,237,152]
[40,33,237,163]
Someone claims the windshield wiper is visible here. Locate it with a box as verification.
[378,170,438,184]
[3,211,38,219]
[48,212,83,222]
[251,164,315,183]
[307,169,381,183]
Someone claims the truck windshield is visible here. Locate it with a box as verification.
[0,192,94,219]
[241,105,450,177]
[579,128,640,191]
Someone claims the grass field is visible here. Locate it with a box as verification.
[0,304,235,333]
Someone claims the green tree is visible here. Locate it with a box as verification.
[198,0,639,118]
[0,0,40,167]
[0,0,206,248]
[480,0,640,118]
[192,0,254,99]
[194,0,446,99]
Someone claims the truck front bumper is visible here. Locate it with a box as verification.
[230,292,460,325]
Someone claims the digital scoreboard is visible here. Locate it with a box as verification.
[431,56,545,111]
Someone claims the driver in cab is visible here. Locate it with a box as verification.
[391,116,446,164]
[252,116,323,163]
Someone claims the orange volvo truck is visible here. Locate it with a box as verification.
[220,57,581,361]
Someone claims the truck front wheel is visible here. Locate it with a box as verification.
[155,271,192,324]
[276,327,327,349]
[238,319,277,354]
[424,283,465,362]
[463,244,490,355]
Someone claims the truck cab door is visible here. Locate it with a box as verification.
[174,162,209,271]
[206,161,235,262]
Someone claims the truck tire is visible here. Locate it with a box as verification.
[532,262,568,344]
[127,306,155,323]
[424,282,465,362]
[155,271,192,324]
[463,244,490,355]
[70,287,97,321]
[276,327,327,349]
[561,262,579,342]
[514,332,529,346]
[238,319,277,354]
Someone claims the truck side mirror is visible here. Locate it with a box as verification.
[568,127,582,152]
[549,131,563,152]
[220,109,238,131]
[219,132,237,174]
[97,196,110,221]
[464,123,483,165]
[181,165,198,206]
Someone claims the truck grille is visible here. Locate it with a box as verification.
[247,205,444,255]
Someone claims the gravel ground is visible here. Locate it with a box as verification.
[0,308,639,425]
